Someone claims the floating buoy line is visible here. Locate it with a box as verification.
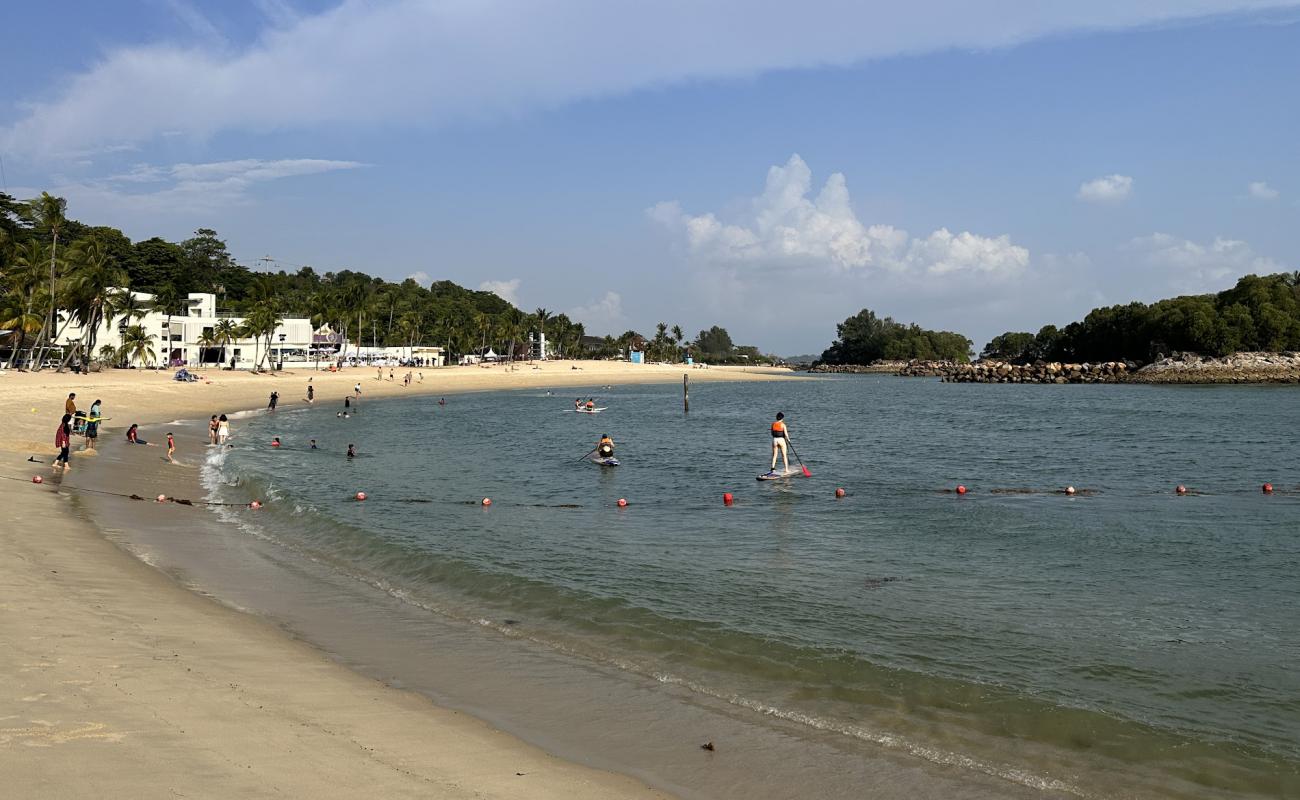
[6,470,1297,513]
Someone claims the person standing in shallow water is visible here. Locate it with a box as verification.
[268,391,279,412]
[85,399,102,451]
[307,383,314,404]
[53,414,72,472]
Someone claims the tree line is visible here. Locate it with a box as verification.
[982,273,1300,364]
[0,192,769,370]
[818,309,973,364]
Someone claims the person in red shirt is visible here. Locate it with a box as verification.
[53,414,72,472]
[166,432,176,463]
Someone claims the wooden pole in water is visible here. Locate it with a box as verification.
[683,373,689,413]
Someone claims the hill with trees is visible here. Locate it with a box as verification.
[818,309,973,365]
[982,273,1300,364]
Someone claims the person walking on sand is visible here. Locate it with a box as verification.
[85,399,102,451]
[268,391,279,412]
[307,383,315,404]
[54,414,72,472]
[769,412,791,474]
[166,432,176,463]
[354,382,362,398]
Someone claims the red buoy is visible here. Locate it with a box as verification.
[31,475,43,484]
[722,492,734,506]
[617,498,628,508]
[956,485,967,495]
[355,491,367,501]
[1262,483,1274,494]
[1175,485,1187,495]
[834,487,846,498]
[481,497,492,507]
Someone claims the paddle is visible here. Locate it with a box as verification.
[786,440,812,477]
[575,447,599,462]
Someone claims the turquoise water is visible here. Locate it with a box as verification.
[203,376,1300,798]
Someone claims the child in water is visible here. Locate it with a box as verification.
[346,444,356,459]
[166,432,175,463]
[310,439,318,450]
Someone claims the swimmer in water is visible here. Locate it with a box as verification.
[346,443,356,458]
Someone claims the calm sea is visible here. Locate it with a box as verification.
[189,376,1298,798]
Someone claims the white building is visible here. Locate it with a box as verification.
[60,291,320,370]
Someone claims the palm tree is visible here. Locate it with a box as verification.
[3,239,49,368]
[534,307,551,359]
[151,285,183,366]
[671,324,685,361]
[58,237,127,372]
[213,318,239,367]
[0,292,44,369]
[97,343,118,368]
[196,329,219,364]
[29,192,67,369]
[119,324,157,368]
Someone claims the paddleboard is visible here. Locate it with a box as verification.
[757,468,803,481]
[590,456,621,467]
[575,407,608,414]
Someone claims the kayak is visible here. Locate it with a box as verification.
[591,456,621,467]
[757,468,803,481]
[575,407,607,414]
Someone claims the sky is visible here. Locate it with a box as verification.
[1,1,1298,354]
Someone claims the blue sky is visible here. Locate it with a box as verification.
[2,1,1297,353]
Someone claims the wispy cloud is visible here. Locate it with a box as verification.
[4,0,1297,159]
[1077,174,1134,203]
[650,154,1028,278]
[1248,180,1280,199]
[1127,232,1287,292]
[6,157,364,223]
[478,279,521,306]
[570,291,625,332]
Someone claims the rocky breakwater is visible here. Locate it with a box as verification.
[897,359,1132,383]
[807,361,909,374]
[1129,352,1300,384]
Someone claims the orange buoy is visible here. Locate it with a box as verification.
[355,491,367,501]
[31,475,43,484]
[835,487,846,498]
[617,498,628,508]
[722,492,734,506]
[249,500,263,510]
[1262,483,1274,494]
[1175,485,1187,495]
[481,497,492,506]
[956,485,967,495]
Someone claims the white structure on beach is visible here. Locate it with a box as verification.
[59,291,318,369]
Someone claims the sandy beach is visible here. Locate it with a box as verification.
[1,361,793,799]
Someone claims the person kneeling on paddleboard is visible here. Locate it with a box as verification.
[598,434,614,459]
[770,412,791,474]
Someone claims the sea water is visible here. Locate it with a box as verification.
[190,376,1298,798]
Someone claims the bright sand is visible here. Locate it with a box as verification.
[0,361,793,799]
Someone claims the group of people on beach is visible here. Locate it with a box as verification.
[51,393,105,472]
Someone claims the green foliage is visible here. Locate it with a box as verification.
[820,309,972,364]
[983,273,1300,362]
[695,325,734,361]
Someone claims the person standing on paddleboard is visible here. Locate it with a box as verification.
[770,412,791,474]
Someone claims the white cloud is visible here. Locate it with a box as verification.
[478,279,521,306]
[1248,181,1279,199]
[570,291,625,332]
[650,154,1028,278]
[5,158,364,222]
[1128,232,1286,292]
[4,0,1296,159]
[1077,174,1133,203]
